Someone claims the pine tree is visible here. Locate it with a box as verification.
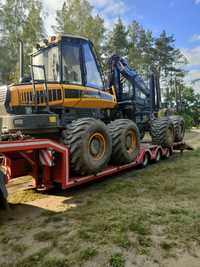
[153,31,186,103]
[53,0,105,52]
[0,0,44,83]
[106,18,128,57]
[128,21,154,75]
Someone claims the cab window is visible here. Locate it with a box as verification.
[83,43,103,89]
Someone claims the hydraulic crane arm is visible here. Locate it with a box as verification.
[108,55,161,112]
[108,55,150,98]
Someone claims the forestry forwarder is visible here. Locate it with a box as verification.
[0,34,185,176]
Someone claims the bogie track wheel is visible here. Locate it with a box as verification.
[62,118,112,175]
[170,116,185,142]
[108,119,140,165]
[151,118,174,147]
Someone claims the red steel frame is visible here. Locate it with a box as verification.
[0,139,185,191]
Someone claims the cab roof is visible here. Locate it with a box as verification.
[32,34,90,55]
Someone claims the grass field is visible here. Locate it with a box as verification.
[0,130,200,267]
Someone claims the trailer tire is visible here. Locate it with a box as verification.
[151,118,174,147]
[108,119,140,164]
[170,116,185,142]
[62,118,112,175]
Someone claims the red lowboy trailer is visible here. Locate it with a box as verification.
[0,138,192,207]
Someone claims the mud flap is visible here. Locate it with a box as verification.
[0,170,8,209]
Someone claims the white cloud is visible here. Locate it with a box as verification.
[42,0,130,34]
[195,0,200,4]
[89,0,127,16]
[191,34,200,42]
[89,0,130,29]
[182,46,200,66]
[185,69,200,93]
[182,46,200,92]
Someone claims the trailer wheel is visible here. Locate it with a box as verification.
[62,118,112,175]
[141,153,149,168]
[163,148,170,159]
[155,149,161,163]
[108,119,140,164]
[170,116,185,142]
[151,118,174,147]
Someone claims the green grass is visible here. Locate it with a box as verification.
[33,230,59,242]
[1,148,200,266]
[109,253,125,267]
[79,247,98,261]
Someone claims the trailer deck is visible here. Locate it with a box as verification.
[0,138,192,206]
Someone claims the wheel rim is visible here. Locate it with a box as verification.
[156,151,161,161]
[166,149,170,158]
[89,133,106,161]
[143,154,149,166]
[125,130,137,154]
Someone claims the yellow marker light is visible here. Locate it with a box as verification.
[49,116,57,123]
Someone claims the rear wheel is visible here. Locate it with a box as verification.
[170,116,185,142]
[151,118,174,147]
[62,118,112,175]
[108,119,140,164]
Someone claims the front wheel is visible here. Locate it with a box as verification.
[108,119,140,165]
[62,118,112,175]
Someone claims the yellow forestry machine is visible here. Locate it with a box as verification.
[0,34,185,176]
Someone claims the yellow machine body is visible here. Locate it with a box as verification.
[9,83,117,109]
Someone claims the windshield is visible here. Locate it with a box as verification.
[83,43,103,89]
[32,46,60,82]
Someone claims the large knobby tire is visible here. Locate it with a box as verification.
[62,118,112,175]
[151,118,174,147]
[170,116,185,142]
[108,119,140,165]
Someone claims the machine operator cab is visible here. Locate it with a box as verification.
[11,34,116,112]
[31,34,104,90]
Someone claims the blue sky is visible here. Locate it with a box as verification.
[44,0,200,90]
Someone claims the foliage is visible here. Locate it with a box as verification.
[0,0,44,83]
[180,113,193,129]
[53,0,105,52]
[106,18,128,57]
[181,86,200,127]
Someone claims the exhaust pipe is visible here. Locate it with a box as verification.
[19,40,24,83]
